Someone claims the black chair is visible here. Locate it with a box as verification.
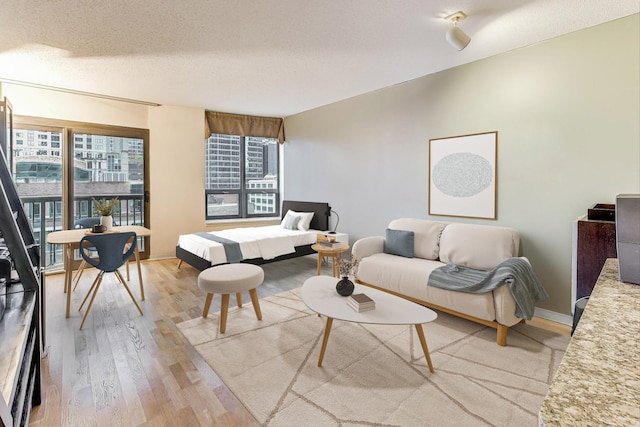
[77,231,142,329]
[72,217,132,290]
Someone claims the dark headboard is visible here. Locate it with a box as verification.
[281,200,330,231]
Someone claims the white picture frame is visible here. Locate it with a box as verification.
[428,131,497,220]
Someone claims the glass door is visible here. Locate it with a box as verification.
[13,117,150,270]
[12,126,65,268]
[71,131,147,256]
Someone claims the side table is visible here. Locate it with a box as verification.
[311,242,349,277]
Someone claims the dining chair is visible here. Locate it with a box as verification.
[72,217,101,289]
[77,231,143,329]
[72,217,131,291]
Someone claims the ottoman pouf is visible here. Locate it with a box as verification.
[197,263,264,333]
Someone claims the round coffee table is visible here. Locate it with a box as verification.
[301,276,438,373]
[311,242,349,277]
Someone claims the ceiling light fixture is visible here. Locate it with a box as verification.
[445,11,471,51]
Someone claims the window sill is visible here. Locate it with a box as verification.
[204,216,281,230]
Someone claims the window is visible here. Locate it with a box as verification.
[205,134,279,220]
[107,153,121,171]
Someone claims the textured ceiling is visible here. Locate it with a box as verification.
[0,0,638,117]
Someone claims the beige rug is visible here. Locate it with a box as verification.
[177,288,569,427]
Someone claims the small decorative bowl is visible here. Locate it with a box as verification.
[326,235,337,243]
[92,224,106,233]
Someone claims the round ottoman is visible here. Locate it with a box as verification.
[198,263,265,333]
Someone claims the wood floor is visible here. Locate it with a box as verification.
[29,255,570,426]
[29,255,324,427]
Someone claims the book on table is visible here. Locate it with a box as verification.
[319,241,342,248]
[347,293,375,312]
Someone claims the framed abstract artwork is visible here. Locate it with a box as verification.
[428,131,497,219]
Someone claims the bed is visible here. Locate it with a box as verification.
[175,200,330,271]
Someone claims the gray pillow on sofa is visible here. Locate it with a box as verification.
[384,229,415,258]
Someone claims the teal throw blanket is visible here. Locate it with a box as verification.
[195,232,243,263]
[427,257,549,320]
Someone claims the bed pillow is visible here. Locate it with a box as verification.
[296,211,315,231]
[280,211,295,228]
[384,228,415,258]
[282,213,301,230]
[282,210,315,231]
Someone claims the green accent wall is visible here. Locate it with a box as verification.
[283,15,640,318]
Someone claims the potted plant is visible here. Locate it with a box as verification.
[92,197,119,230]
[335,254,360,296]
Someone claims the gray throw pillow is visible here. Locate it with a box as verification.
[384,228,415,258]
[283,214,301,230]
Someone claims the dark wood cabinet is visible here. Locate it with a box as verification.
[575,218,617,300]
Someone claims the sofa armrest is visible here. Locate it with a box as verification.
[352,236,385,261]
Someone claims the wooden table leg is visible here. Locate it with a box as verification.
[415,324,434,373]
[65,244,72,318]
[134,244,145,300]
[316,252,323,275]
[331,255,338,277]
[332,251,345,277]
[317,317,334,367]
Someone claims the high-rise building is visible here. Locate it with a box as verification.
[12,130,142,185]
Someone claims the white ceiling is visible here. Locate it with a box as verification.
[0,1,638,117]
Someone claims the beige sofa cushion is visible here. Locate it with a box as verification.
[388,218,448,260]
[357,253,496,322]
[439,223,519,270]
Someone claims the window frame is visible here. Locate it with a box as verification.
[205,134,280,221]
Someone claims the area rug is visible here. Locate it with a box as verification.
[177,288,569,427]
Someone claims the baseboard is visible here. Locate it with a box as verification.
[533,307,572,326]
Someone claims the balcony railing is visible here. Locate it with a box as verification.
[19,194,144,269]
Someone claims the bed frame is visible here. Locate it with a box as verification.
[175,200,330,271]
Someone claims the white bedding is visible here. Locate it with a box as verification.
[177,225,319,266]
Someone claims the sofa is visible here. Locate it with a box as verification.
[352,218,524,346]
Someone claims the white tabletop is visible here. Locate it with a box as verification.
[301,276,437,325]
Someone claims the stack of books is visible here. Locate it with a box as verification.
[347,293,375,312]
[319,241,341,248]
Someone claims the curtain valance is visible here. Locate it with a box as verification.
[205,111,285,144]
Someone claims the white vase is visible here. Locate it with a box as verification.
[100,215,113,231]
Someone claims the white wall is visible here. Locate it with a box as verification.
[3,84,149,128]
[148,105,205,259]
[283,15,640,316]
